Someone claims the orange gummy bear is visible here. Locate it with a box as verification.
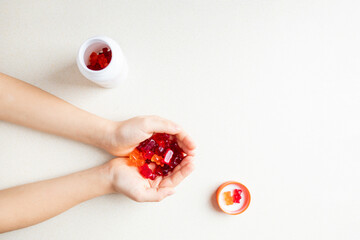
[223,191,234,205]
[151,154,164,166]
[129,149,145,167]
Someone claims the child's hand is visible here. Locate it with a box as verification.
[107,156,195,202]
[105,116,196,157]
[102,116,196,202]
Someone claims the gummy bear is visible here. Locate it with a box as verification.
[162,149,174,165]
[170,141,183,155]
[152,133,170,142]
[139,164,155,179]
[129,149,145,167]
[151,154,164,166]
[97,54,108,69]
[160,164,170,176]
[137,139,157,152]
[154,165,163,176]
[143,150,155,160]
[155,141,166,156]
[232,189,242,203]
[102,47,112,63]
[87,48,112,70]
[89,52,98,66]
[169,153,183,169]
[223,191,234,205]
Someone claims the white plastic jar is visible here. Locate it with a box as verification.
[76,35,128,88]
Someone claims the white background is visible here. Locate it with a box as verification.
[1,0,359,239]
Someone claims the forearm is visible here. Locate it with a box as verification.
[0,73,114,149]
[0,164,114,233]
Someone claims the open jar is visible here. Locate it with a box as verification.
[76,35,128,88]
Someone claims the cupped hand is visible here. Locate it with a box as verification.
[105,116,196,157]
[108,156,195,202]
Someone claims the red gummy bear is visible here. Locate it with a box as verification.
[232,189,242,203]
[143,150,155,160]
[87,48,112,71]
[139,164,156,180]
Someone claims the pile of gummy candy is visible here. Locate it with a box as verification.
[223,189,242,205]
[129,133,185,180]
[87,47,112,70]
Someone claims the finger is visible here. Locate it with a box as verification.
[177,142,196,156]
[150,174,163,187]
[141,115,196,155]
[142,116,182,135]
[160,156,195,188]
[176,133,196,156]
[140,187,175,202]
[169,156,194,178]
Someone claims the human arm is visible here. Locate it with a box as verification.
[0,72,112,150]
[0,156,194,233]
[0,73,196,156]
[0,164,113,233]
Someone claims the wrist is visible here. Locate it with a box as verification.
[99,120,126,156]
[94,162,116,195]
[105,158,130,195]
[94,118,118,152]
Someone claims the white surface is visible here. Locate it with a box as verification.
[0,0,360,239]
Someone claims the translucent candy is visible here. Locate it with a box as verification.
[223,191,234,205]
[169,153,183,169]
[163,149,173,165]
[129,149,145,167]
[87,48,112,70]
[130,133,186,179]
[139,164,155,180]
[143,150,155,160]
[151,154,164,166]
[233,189,242,203]
[137,139,157,152]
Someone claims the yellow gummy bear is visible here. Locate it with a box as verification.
[223,191,234,205]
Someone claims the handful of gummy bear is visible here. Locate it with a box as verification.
[129,133,186,180]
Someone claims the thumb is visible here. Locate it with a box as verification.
[142,116,181,135]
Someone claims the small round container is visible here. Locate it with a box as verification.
[216,181,251,215]
[76,35,128,88]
